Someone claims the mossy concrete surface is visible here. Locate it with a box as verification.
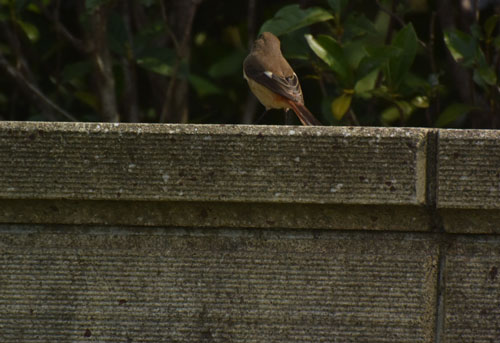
[443,236,500,342]
[0,121,427,205]
[0,225,437,343]
[437,129,500,210]
[0,121,499,342]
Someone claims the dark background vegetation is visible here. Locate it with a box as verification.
[0,0,499,128]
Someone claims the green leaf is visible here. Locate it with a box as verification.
[85,0,111,12]
[470,23,483,40]
[387,23,418,88]
[136,48,177,76]
[343,14,378,39]
[405,72,433,92]
[411,95,429,108]
[280,28,311,60]
[16,19,39,42]
[139,0,155,7]
[15,0,30,13]
[208,50,246,79]
[435,103,474,127]
[380,106,400,125]
[380,101,414,125]
[133,21,168,55]
[327,0,348,17]
[343,40,367,69]
[493,35,500,49]
[62,61,92,82]
[443,29,478,67]
[74,91,98,110]
[478,65,497,86]
[305,34,352,86]
[331,91,353,120]
[484,15,500,38]
[473,65,497,89]
[320,96,335,124]
[354,68,378,95]
[26,3,42,13]
[188,74,223,97]
[356,46,400,81]
[259,4,333,36]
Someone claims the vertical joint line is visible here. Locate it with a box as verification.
[425,129,443,232]
[434,241,447,343]
[426,130,438,208]
[427,129,446,343]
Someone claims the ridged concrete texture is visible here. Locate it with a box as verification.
[444,236,500,342]
[437,129,500,209]
[0,122,428,205]
[2,121,500,342]
[0,226,438,343]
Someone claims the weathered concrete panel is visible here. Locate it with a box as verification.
[437,129,500,209]
[443,237,500,342]
[0,225,438,343]
[3,121,500,341]
[0,122,428,205]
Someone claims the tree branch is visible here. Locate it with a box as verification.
[0,22,35,81]
[159,0,204,123]
[35,0,91,53]
[0,52,77,121]
[120,0,140,122]
[375,0,405,28]
[87,5,120,122]
[375,0,426,48]
[241,0,258,124]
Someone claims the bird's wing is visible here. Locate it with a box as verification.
[244,61,303,104]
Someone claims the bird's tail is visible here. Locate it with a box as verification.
[287,101,322,126]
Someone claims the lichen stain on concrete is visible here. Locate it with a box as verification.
[162,172,170,183]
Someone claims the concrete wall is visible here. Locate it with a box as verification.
[0,121,499,342]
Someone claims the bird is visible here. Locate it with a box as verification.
[243,32,321,126]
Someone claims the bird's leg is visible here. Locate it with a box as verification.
[253,108,270,124]
[284,108,293,125]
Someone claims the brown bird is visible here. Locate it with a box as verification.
[243,32,321,126]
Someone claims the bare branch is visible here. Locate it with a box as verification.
[241,0,258,124]
[426,11,439,126]
[0,22,35,81]
[159,58,183,122]
[375,0,427,48]
[35,0,91,53]
[0,52,77,121]
[158,0,181,53]
[375,0,405,28]
[159,0,204,123]
[120,0,140,122]
[348,109,360,126]
[87,6,120,122]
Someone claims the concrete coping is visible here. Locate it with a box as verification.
[0,122,499,233]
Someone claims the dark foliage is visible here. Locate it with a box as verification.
[0,0,499,128]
